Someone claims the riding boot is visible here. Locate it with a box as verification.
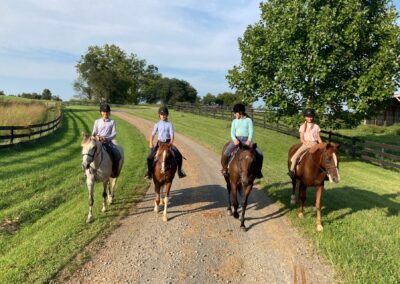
[221,154,229,176]
[256,153,264,179]
[145,158,153,179]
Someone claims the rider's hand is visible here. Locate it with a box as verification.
[149,142,153,148]
[234,139,240,145]
[245,140,251,146]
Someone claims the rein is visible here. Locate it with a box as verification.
[82,142,104,172]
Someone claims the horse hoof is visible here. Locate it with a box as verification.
[86,217,93,224]
[298,212,304,219]
[227,210,232,216]
[317,224,324,231]
[154,207,159,213]
[108,197,113,205]
[233,212,239,219]
[163,215,168,222]
[240,226,247,232]
[290,195,296,205]
[101,207,106,213]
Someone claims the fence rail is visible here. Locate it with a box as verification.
[0,113,63,147]
[172,103,400,171]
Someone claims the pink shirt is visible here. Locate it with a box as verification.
[299,123,320,142]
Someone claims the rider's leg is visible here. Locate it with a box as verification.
[171,146,186,178]
[288,144,309,178]
[221,141,235,176]
[145,146,158,179]
[255,148,264,179]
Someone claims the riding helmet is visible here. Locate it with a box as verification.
[100,104,111,113]
[232,103,246,114]
[158,106,169,115]
[304,108,315,117]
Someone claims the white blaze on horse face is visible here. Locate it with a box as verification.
[161,150,166,174]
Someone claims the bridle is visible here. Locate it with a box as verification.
[82,141,103,169]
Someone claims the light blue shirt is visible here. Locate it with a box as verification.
[231,117,253,141]
[92,118,116,142]
[152,120,174,142]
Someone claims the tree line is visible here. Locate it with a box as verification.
[0,89,62,101]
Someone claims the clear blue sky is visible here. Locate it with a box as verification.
[0,1,399,101]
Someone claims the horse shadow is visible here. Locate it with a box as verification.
[264,181,399,224]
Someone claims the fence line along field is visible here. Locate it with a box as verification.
[0,106,148,283]
[126,106,400,284]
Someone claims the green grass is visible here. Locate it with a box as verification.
[0,106,148,283]
[337,124,400,146]
[125,106,400,284]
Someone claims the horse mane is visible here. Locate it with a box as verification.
[309,142,327,154]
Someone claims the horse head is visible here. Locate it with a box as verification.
[155,143,174,175]
[236,142,258,186]
[81,134,100,170]
[310,143,341,183]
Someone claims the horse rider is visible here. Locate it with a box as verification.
[288,108,322,178]
[144,106,186,179]
[221,103,264,179]
[92,103,122,177]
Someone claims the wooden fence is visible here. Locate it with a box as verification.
[172,103,400,171]
[0,114,63,147]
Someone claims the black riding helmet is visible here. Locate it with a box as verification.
[232,103,246,114]
[304,108,315,117]
[158,106,169,116]
[100,104,111,113]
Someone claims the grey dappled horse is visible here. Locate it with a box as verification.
[81,134,124,223]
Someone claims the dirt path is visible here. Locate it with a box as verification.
[63,111,338,283]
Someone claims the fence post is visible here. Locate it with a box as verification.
[10,126,14,145]
[380,147,384,167]
[263,113,266,128]
[352,137,357,158]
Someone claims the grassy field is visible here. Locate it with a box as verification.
[0,96,61,126]
[124,106,400,284]
[338,124,400,146]
[0,106,148,283]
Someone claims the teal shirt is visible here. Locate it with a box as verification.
[231,117,253,141]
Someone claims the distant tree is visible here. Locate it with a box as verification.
[215,92,240,106]
[139,65,162,103]
[228,0,400,128]
[73,76,93,100]
[158,78,198,105]
[51,96,62,101]
[202,93,217,105]
[42,89,52,100]
[76,44,146,104]
[0,90,5,96]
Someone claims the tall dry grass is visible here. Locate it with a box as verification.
[0,100,60,126]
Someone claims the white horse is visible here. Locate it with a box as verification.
[81,134,124,223]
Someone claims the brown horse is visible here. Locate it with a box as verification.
[153,143,177,222]
[222,141,258,231]
[288,142,340,231]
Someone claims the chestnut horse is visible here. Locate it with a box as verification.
[288,142,340,231]
[153,143,177,222]
[221,141,258,231]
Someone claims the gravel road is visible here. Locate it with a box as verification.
[62,111,338,284]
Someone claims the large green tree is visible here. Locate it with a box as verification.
[157,77,198,105]
[227,0,400,128]
[76,44,146,104]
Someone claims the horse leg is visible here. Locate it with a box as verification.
[108,177,117,205]
[315,185,324,231]
[224,176,232,216]
[298,184,306,218]
[102,180,108,212]
[86,175,94,223]
[154,183,161,213]
[231,183,239,219]
[163,182,172,222]
[240,185,253,230]
[290,179,299,205]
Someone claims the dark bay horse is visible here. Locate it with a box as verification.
[288,142,340,231]
[153,143,177,222]
[221,141,258,231]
